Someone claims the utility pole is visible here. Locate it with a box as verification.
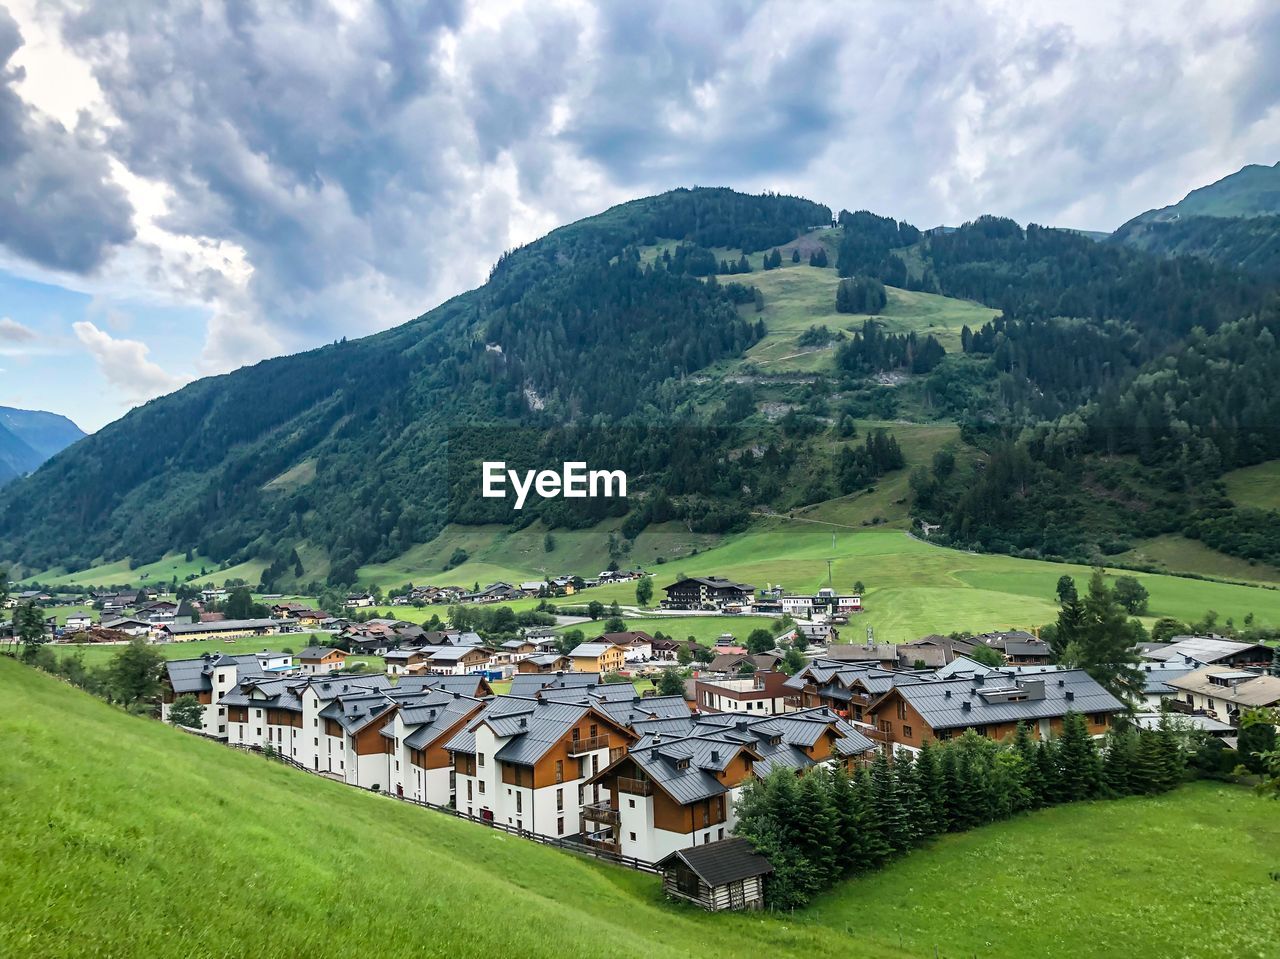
[825,558,834,589]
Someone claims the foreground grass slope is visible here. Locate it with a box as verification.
[4,659,1279,959]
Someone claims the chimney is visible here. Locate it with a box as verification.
[1065,690,1075,701]
[1057,679,1065,687]
[650,747,659,760]
[974,674,985,686]
[519,717,527,728]
[944,690,952,699]
[961,701,971,712]
[710,749,720,763]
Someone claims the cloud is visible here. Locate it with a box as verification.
[0,7,134,273]
[72,320,185,402]
[0,316,36,342]
[0,0,1274,410]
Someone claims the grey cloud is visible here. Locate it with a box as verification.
[0,7,134,273]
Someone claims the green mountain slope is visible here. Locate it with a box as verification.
[3,658,1278,959]
[1113,162,1280,278]
[0,406,84,485]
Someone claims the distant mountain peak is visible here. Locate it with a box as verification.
[0,406,86,486]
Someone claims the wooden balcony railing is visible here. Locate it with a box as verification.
[580,801,619,825]
[567,734,610,756]
[617,776,652,796]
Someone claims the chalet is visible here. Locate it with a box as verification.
[866,669,1125,751]
[101,616,153,637]
[952,659,1196,712]
[64,611,94,632]
[1144,636,1272,669]
[587,708,874,862]
[161,618,280,642]
[200,587,228,603]
[1166,666,1280,726]
[384,689,487,803]
[136,600,180,625]
[270,603,328,627]
[896,634,977,669]
[972,631,1052,665]
[494,639,538,665]
[296,646,348,675]
[444,696,639,839]
[383,647,430,675]
[662,576,754,610]
[705,651,784,675]
[460,582,523,604]
[599,631,655,662]
[344,593,376,608]
[516,653,573,674]
[695,671,791,715]
[406,644,493,676]
[783,659,938,724]
[161,652,268,737]
[569,642,626,674]
[822,643,899,669]
[780,588,862,621]
[658,838,772,912]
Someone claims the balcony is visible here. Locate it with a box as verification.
[582,830,619,854]
[617,776,652,796]
[581,801,619,825]
[567,734,610,756]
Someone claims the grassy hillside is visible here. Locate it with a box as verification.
[4,659,1279,959]
[1222,459,1280,511]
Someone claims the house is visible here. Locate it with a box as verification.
[383,647,429,676]
[782,660,933,724]
[161,652,269,737]
[160,618,280,642]
[896,634,977,669]
[695,671,791,715]
[662,576,755,610]
[296,646,348,675]
[199,587,228,603]
[1144,636,1272,669]
[460,583,523,604]
[1165,666,1280,726]
[569,642,626,674]
[343,593,376,609]
[705,652,783,675]
[795,622,837,646]
[384,690,487,803]
[270,603,329,627]
[780,588,862,621]
[599,631,655,662]
[866,669,1126,751]
[64,611,94,632]
[444,696,639,839]
[101,616,153,638]
[822,644,899,669]
[408,644,493,676]
[658,838,772,911]
[516,653,572,673]
[136,600,180,625]
[587,708,874,862]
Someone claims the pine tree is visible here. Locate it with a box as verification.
[791,248,801,263]
[1131,729,1167,794]
[1036,737,1062,805]
[1101,723,1139,797]
[854,767,893,867]
[1155,713,1187,790]
[825,766,864,875]
[1055,711,1102,801]
[792,771,838,886]
[915,739,946,836]
[939,744,962,830]
[893,750,929,846]
[1012,723,1045,808]
[868,751,907,852]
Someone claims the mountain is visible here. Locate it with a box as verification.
[1113,162,1280,279]
[0,407,84,485]
[3,183,1279,584]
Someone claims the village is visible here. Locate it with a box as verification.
[8,569,1275,912]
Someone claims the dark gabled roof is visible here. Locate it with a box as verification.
[297,646,344,659]
[507,672,601,697]
[662,576,754,592]
[883,669,1125,730]
[656,838,773,885]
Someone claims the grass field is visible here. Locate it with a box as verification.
[41,634,384,671]
[1117,534,1280,584]
[3,658,1277,959]
[1222,459,1280,511]
[26,551,268,589]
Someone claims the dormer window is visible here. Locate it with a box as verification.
[676,758,690,770]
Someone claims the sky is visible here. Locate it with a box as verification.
[1,0,1278,432]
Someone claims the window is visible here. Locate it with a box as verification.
[628,799,635,809]
[589,723,598,737]
[256,728,261,736]
[896,700,907,720]
[555,759,564,783]
[974,725,988,737]
[557,817,565,834]
[478,752,485,767]
[718,828,725,840]
[903,725,913,739]
[516,793,523,813]
[466,781,473,800]
[479,781,485,795]
[556,788,564,811]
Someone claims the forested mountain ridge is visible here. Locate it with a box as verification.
[0,189,832,579]
[1112,161,1280,280]
[5,179,1280,586]
[0,407,84,486]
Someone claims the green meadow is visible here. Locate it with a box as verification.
[3,659,1277,959]
[1222,459,1280,511]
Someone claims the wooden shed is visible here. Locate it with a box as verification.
[656,838,773,911]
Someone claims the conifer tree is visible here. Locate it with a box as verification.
[855,766,893,866]
[1012,723,1045,808]
[1101,723,1139,797]
[915,739,947,835]
[793,771,838,884]
[1055,711,1102,801]
[939,744,962,830]
[893,750,929,846]
[1155,713,1187,790]
[869,751,907,852]
[792,248,801,263]
[1036,737,1062,804]
[825,766,865,875]
[1131,728,1167,794]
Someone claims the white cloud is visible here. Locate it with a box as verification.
[0,0,1276,421]
[72,320,185,402]
[0,316,36,342]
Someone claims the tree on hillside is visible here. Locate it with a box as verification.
[1112,576,1149,615]
[16,602,48,659]
[224,586,267,620]
[635,576,653,607]
[169,693,204,729]
[791,248,801,263]
[1150,617,1189,643]
[781,648,806,674]
[604,616,627,633]
[586,600,604,620]
[968,643,1004,667]
[1053,569,1145,700]
[108,638,166,709]
[1055,712,1102,801]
